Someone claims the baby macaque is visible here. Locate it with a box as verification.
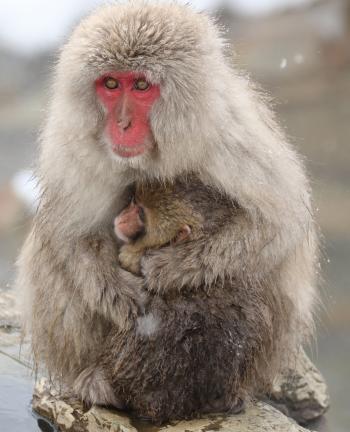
[90,176,291,423]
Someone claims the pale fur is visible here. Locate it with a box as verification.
[16,1,317,407]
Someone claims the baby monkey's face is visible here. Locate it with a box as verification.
[114,199,147,244]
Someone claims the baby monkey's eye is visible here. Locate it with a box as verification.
[134,79,150,91]
[104,77,119,89]
[138,206,146,223]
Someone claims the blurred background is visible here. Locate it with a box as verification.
[0,0,349,431]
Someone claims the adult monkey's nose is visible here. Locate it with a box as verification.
[116,94,132,131]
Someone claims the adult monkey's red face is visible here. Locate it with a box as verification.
[95,72,160,158]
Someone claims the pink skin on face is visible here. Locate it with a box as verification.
[114,201,144,243]
[95,72,160,158]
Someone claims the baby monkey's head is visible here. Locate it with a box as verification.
[114,177,236,275]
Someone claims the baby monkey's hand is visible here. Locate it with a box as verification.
[118,245,144,275]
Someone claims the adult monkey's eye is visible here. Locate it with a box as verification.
[134,78,150,91]
[104,77,119,89]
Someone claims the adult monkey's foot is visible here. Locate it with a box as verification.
[73,365,125,410]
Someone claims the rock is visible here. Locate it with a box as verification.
[33,378,309,432]
[270,350,330,424]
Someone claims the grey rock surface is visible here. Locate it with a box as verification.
[33,378,309,432]
[271,350,330,424]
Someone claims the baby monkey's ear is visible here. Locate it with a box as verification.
[173,225,192,244]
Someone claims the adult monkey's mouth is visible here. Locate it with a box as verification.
[112,142,148,158]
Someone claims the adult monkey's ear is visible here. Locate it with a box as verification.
[173,225,192,244]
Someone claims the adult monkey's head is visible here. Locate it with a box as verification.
[42,2,294,230]
[47,3,232,180]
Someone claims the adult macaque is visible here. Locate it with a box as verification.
[80,176,288,422]
[17,1,318,417]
